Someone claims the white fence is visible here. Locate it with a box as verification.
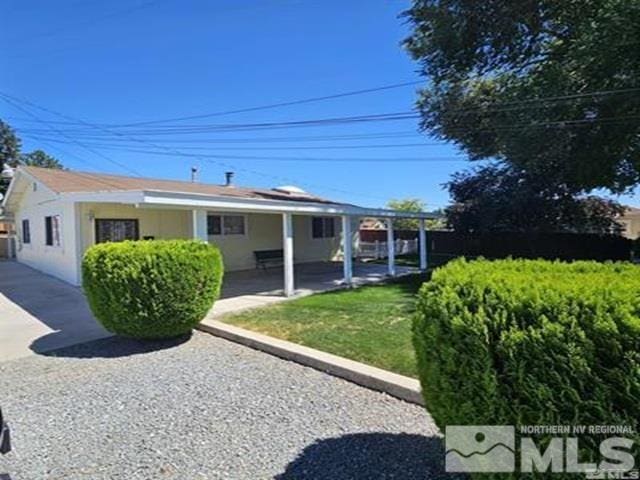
[357,239,418,259]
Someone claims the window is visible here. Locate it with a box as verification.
[312,217,335,238]
[95,219,139,243]
[22,219,30,244]
[207,214,246,236]
[44,215,62,247]
[207,215,221,235]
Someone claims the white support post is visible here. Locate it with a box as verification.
[192,209,208,241]
[282,213,295,297]
[419,218,428,271]
[387,218,396,276]
[342,215,353,285]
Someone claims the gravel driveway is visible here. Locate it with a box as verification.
[0,331,452,479]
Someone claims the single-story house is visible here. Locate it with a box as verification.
[1,166,433,295]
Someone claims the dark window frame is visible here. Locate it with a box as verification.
[94,218,140,244]
[312,216,336,239]
[207,214,246,236]
[44,216,53,246]
[21,219,30,244]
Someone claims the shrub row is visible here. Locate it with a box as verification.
[83,240,223,339]
[413,258,640,478]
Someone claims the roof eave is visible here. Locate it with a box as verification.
[60,189,437,219]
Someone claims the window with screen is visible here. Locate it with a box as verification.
[312,217,335,238]
[207,214,246,236]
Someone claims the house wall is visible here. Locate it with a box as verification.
[13,183,81,285]
[207,213,343,271]
[620,215,640,239]
[77,203,192,256]
[78,205,343,273]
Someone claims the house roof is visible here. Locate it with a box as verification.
[3,166,436,220]
[21,166,340,205]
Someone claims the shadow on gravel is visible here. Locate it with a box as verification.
[276,432,462,480]
[36,332,193,359]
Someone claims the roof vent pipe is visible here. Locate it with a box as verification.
[225,171,234,187]
[190,166,198,183]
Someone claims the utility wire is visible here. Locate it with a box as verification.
[116,81,424,126]
[1,96,143,177]
[0,92,396,202]
[9,86,640,132]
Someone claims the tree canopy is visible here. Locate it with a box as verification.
[445,163,624,234]
[404,0,640,193]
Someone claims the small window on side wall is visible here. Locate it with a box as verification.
[312,217,335,238]
[22,219,30,244]
[45,215,62,247]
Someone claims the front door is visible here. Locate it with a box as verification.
[95,219,139,243]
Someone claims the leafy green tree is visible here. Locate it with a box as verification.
[387,198,425,230]
[21,150,64,169]
[446,163,624,234]
[404,0,640,193]
[0,120,21,168]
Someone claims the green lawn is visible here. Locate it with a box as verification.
[221,274,428,378]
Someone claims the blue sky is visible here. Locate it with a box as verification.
[2,0,637,209]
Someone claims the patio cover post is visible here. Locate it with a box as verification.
[191,209,208,241]
[282,212,295,297]
[341,215,353,285]
[386,218,396,276]
[419,218,428,271]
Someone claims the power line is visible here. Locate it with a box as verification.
[9,86,639,133]
[1,96,143,177]
[117,81,424,126]
[21,136,450,151]
[17,130,424,144]
[0,91,397,202]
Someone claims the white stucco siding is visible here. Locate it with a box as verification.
[14,185,81,285]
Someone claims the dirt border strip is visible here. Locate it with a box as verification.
[198,320,424,406]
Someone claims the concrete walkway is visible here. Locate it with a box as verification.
[0,261,110,361]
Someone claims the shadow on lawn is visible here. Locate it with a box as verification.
[36,332,192,359]
[276,432,463,480]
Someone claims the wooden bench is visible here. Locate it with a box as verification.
[254,249,284,269]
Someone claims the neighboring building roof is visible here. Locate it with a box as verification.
[360,218,387,230]
[623,206,640,217]
[21,166,339,205]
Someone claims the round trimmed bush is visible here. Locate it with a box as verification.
[414,258,640,478]
[83,239,223,339]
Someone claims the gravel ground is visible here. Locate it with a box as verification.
[0,331,453,480]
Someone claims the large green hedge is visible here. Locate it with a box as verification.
[414,258,640,478]
[83,240,223,339]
